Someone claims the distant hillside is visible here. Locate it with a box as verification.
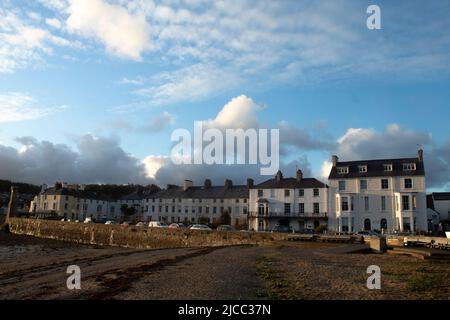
[78,184,161,200]
[0,180,41,195]
[0,180,161,202]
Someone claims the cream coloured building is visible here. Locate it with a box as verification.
[328,150,428,233]
[29,183,120,221]
[143,179,250,227]
[248,170,329,232]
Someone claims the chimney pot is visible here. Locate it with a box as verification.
[296,169,303,181]
[332,155,339,167]
[224,179,233,188]
[247,178,254,188]
[183,180,193,191]
[417,149,424,162]
[275,170,283,182]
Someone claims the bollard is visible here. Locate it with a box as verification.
[370,237,387,253]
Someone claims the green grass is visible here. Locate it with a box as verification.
[407,273,442,292]
[255,256,299,300]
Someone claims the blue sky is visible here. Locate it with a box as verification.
[1,0,450,190]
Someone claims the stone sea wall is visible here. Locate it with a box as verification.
[8,218,288,249]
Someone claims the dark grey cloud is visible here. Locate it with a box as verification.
[152,156,314,187]
[109,112,175,134]
[331,124,450,190]
[0,135,151,185]
[278,120,334,154]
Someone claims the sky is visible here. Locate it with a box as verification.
[0,0,450,191]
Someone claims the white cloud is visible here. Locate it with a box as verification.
[0,7,77,73]
[320,160,332,180]
[0,92,66,123]
[45,18,62,29]
[203,95,263,130]
[135,63,241,106]
[66,0,152,60]
[143,155,170,179]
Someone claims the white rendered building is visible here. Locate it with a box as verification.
[328,150,428,233]
[248,170,329,232]
[142,179,250,228]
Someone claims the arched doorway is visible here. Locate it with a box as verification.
[380,219,387,230]
[364,218,371,231]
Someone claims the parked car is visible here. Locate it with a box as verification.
[168,223,186,229]
[217,225,235,231]
[105,220,116,225]
[121,221,130,226]
[189,224,212,231]
[148,221,168,228]
[135,222,145,227]
[298,228,315,235]
[83,217,93,224]
[271,225,293,233]
[357,230,380,237]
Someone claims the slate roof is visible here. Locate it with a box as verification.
[431,192,450,201]
[427,194,435,210]
[328,157,425,180]
[119,191,146,201]
[252,177,328,189]
[148,185,249,199]
[41,187,113,201]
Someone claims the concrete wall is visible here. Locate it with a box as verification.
[8,218,288,249]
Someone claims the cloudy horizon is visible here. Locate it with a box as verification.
[1,0,450,191]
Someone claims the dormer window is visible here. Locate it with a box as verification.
[358,165,367,173]
[403,163,416,171]
[337,167,349,174]
[383,164,393,172]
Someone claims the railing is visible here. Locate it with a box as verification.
[249,212,328,218]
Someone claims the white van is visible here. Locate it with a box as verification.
[148,221,168,228]
[83,217,93,224]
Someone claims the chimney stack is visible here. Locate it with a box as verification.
[183,180,193,191]
[417,149,424,162]
[204,179,212,189]
[296,169,303,181]
[332,155,339,167]
[247,178,254,188]
[224,179,233,188]
[275,170,283,182]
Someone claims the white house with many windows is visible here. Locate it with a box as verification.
[29,183,119,221]
[142,179,250,228]
[248,170,329,232]
[328,150,428,233]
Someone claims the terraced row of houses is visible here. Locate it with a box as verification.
[29,150,450,233]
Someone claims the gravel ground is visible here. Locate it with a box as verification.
[1,232,449,300]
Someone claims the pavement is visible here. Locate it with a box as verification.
[1,232,449,300]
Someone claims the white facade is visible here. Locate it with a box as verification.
[30,192,119,221]
[328,152,428,233]
[142,196,248,226]
[431,196,450,222]
[248,171,329,232]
